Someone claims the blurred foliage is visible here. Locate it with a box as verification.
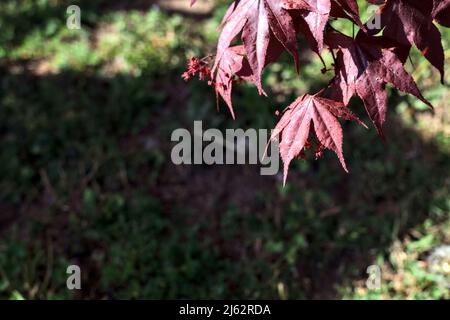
[0,0,448,300]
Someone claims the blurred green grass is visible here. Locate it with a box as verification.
[0,0,448,300]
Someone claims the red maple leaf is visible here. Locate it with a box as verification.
[376,0,446,82]
[270,93,365,184]
[213,0,308,94]
[327,31,432,137]
[214,45,255,119]
[214,37,285,118]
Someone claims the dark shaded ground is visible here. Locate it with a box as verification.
[0,65,448,298]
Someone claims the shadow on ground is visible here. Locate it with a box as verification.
[0,61,448,298]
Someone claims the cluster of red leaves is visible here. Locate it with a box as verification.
[187,0,450,183]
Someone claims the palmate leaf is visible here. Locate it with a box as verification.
[214,46,249,119]
[373,0,446,82]
[214,38,285,118]
[213,0,303,95]
[327,31,432,137]
[270,93,367,184]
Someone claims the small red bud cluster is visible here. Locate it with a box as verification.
[182,57,212,82]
